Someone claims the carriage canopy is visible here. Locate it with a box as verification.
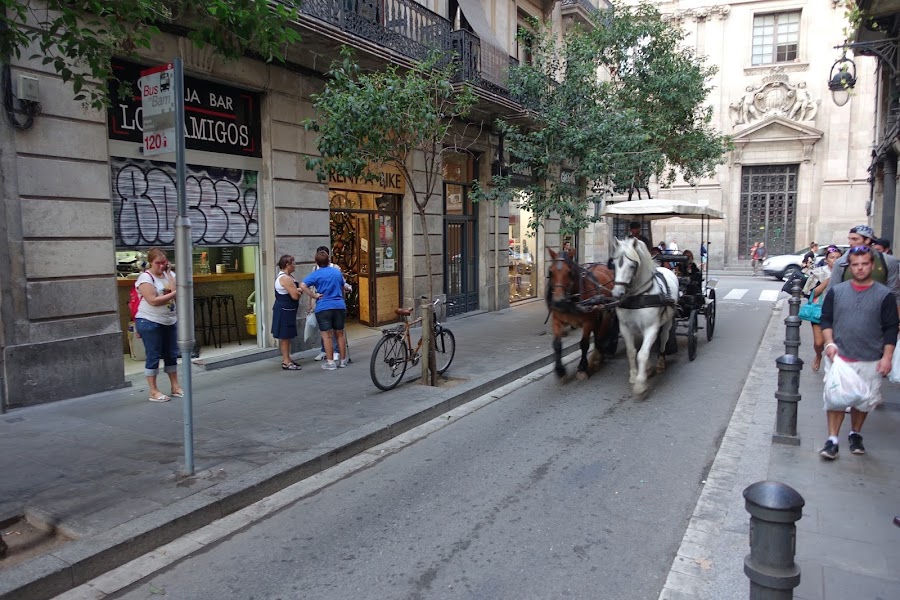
[600,199,725,221]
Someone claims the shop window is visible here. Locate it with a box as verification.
[752,11,799,66]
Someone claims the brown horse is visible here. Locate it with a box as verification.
[546,248,618,379]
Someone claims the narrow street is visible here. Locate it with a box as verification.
[107,277,781,600]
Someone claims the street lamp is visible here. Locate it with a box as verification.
[828,54,857,107]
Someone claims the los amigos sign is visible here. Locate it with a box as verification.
[108,60,262,158]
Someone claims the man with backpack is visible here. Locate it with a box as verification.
[828,225,900,311]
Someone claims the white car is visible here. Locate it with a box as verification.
[762,245,849,280]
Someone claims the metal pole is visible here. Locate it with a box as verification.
[784,281,802,357]
[743,481,804,599]
[173,58,195,476]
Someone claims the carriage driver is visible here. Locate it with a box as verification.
[628,221,652,251]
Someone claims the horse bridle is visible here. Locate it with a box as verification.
[613,252,655,296]
[548,253,613,303]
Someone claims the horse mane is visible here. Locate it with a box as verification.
[616,237,651,264]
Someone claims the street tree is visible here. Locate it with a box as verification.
[0,0,301,109]
[476,1,730,236]
[304,48,476,385]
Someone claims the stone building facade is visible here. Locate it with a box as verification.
[0,0,596,408]
[584,0,875,267]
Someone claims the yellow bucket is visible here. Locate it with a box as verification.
[244,313,257,336]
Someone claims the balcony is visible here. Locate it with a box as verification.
[446,29,512,95]
[298,0,452,61]
[560,0,606,30]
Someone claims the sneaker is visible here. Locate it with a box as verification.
[849,433,866,455]
[333,352,340,361]
[819,439,839,460]
[338,359,349,368]
[321,361,337,371]
[314,351,327,361]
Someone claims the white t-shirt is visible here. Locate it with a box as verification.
[669,242,679,252]
[135,271,177,325]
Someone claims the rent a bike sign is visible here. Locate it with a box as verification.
[139,63,175,156]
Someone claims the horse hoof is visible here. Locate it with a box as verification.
[656,362,666,374]
[576,371,588,381]
[634,382,648,396]
[555,367,566,378]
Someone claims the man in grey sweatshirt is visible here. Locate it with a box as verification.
[818,246,899,459]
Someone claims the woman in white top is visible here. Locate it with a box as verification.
[803,245,842,372]
[134,248,182,402]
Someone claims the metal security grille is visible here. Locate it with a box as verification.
[445,218,478,316]
[739,165,799,258]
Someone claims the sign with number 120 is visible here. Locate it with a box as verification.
[139,63,176,157]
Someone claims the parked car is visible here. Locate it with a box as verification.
[762,244,850,280]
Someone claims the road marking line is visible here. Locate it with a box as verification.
[758,290,780,302]
[722,288,747,300]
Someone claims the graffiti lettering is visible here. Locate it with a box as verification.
[112,157,259,249]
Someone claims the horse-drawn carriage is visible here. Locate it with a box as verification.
[598,200,723,392]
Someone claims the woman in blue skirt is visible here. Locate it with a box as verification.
[272,255,301,370]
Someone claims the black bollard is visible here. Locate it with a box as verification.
[773,281,804,445]
[743,481,804,600]
[773,353,802,445]
[784,280,802,357]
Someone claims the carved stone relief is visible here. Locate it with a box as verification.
[729,68,820,126]
[662,5,731,24]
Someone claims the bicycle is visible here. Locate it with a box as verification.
[369,298,456,391]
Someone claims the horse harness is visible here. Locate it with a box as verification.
[616,271,677,310]
[546,254,615,317]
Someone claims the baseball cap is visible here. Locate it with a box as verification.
[849,224,875,239]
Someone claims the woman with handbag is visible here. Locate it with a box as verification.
[801,246,843,371]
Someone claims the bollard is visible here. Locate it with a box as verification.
[743,481,804,600]
[784,281,803,357]
[773,354,802,445]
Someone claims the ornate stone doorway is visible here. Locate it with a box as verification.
[739,165,799,258]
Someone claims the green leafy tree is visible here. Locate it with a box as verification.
[476,1,730,236]
[304,48,476,384]
[0,0,302,108]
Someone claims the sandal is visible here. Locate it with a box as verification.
[170,389,185,398]
[812,356,822,372]
[149,393,171,403]
[282,362,301,371]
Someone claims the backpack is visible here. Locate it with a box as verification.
[128,286,142,320]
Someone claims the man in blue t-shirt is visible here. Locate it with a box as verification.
[299,250,349,370]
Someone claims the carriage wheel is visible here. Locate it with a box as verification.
[705,298,716,341]
[688,309,699,361]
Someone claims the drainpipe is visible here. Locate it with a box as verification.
[494,200,499,311]
[884,151,897,240]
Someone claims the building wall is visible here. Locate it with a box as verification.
[614,0,875,263]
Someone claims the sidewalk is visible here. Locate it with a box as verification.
[658,299,900,600]
[0,299,582,600]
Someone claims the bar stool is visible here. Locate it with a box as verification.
[211,294,242,347]
[193,296,215,348]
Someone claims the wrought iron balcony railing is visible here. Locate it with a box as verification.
[299,0,452,60]
[560,0,600,14]
[446,29,511,95]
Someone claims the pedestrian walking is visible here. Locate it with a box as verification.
[300,249,349,370]
[802,245,842,372]
[272,255,302,371]
[818,246,899,460]
[750,242,765,276]
[827,225,900,308]
[134,248,182,401]
[700,242,708,264]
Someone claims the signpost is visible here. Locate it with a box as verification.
[141,59,195,475]
[139,63,176,157]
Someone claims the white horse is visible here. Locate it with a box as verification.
[611,238,679,395]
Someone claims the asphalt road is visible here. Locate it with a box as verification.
[112,276,782,600]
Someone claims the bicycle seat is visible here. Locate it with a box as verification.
[395,307,413,317]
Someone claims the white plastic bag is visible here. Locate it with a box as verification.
[823,356,871,411]
[890,336,900,383]
[303,312,319,342]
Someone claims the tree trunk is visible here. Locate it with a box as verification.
[416,204,436,385]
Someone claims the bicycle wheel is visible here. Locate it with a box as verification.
[370,334,409,391]
[434,327,456,374]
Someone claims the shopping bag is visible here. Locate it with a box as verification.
[303,312,319,342]
[889,336,900,383]
[823,356,871,411]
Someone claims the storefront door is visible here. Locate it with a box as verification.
[329,191,401,327]
[443,153,478,317]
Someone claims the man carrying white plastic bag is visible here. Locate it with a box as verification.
[819,246,899,460]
